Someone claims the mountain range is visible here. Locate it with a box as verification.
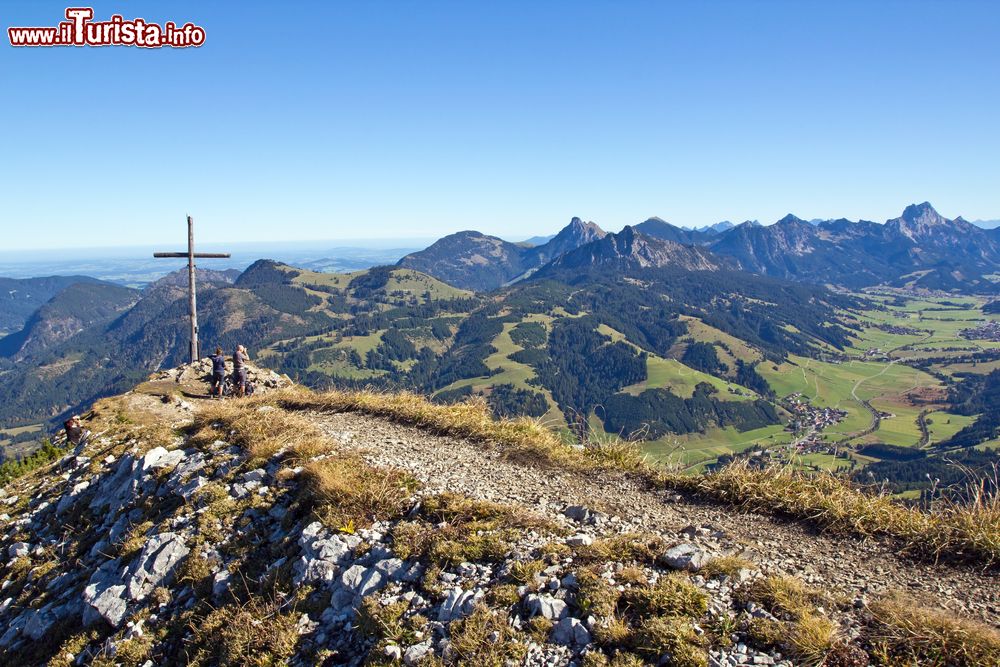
[399,203,1000,293]
[537,225,723,275]
[1,200,998,459]
[0,244,843,434]
[397,217,606,291]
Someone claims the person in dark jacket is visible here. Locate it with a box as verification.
[210,347,227,398]
[233,344,250,397]
[64,415,88,446]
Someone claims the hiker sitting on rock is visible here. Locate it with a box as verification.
[209,347,227,398]
[64,415,89,447]
[232,344,250,397]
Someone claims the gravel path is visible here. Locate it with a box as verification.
[316,410,1000,626]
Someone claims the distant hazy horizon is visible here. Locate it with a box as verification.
[2,205,997,266]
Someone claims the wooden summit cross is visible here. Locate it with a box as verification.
[154,216,231,363]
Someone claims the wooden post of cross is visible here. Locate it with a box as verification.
[154,216,231,362]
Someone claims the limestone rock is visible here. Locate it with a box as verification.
[126,532,190,601]
[662,543,710,571]
[551,616,591,648]
[526,593,568,620]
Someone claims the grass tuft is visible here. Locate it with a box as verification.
[299,455,417,530]
[390,491,556,567]
[864,595,1000,667]
[740,575,829,621]
[355,596,411,642]
[577,533,668,566]
[187,597,301,667]
[575,568,620,618]
[447,604,528,666]
[619,575,708,620]
[507,559,545,585]
[419,492,556,531]
[191,394,332,462]
[786,613,838,666]
[665,459,1000,564]
[629,615,708,667]
[700,555,753,579]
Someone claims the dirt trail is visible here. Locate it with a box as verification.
[314,410,1000,626]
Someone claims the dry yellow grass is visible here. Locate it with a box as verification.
[629,615,708,667]
[619,575,708,620]
[201,387,1000,565]
[665,459,1000,564]
[272,388,648,471]
[446,604,528,666]
[741,575,830,621]
[865,595,1000,667]
[785,613,838,666]
[575,532,669,566]
[419,492,557,532]
[742,576,841,665]
[700,555,753,579]
[191,394,332,462]
[187,596,301,667]
[390,492,557,567]
[355,595,411,642]
[299,455,417,531]
[592,614,633,646]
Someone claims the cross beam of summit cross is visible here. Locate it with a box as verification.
[153,216,231,363]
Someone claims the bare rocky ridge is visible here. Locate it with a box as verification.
[538,226,723,275]
[0,364,997,666]
[317,411,1000,624]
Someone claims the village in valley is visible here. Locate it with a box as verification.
[960,318,1000,342]
[782,393,850,452]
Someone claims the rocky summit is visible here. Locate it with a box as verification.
[0,363,998,667]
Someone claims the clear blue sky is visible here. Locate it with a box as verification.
[2,0,998,251]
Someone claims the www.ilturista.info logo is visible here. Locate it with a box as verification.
[8,7,205,48]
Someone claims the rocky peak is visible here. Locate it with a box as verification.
[885,201,982,244]
[632,216,695,244]
[523,218,608,269]
[706,221,735,233]
[900,201,945,226]
[558,217,606,242]
[543,226,721,273]
[234,259,299,287]
[775,213,808,226]
[396,231,529,291]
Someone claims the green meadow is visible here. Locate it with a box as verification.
[641,423,792,471]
